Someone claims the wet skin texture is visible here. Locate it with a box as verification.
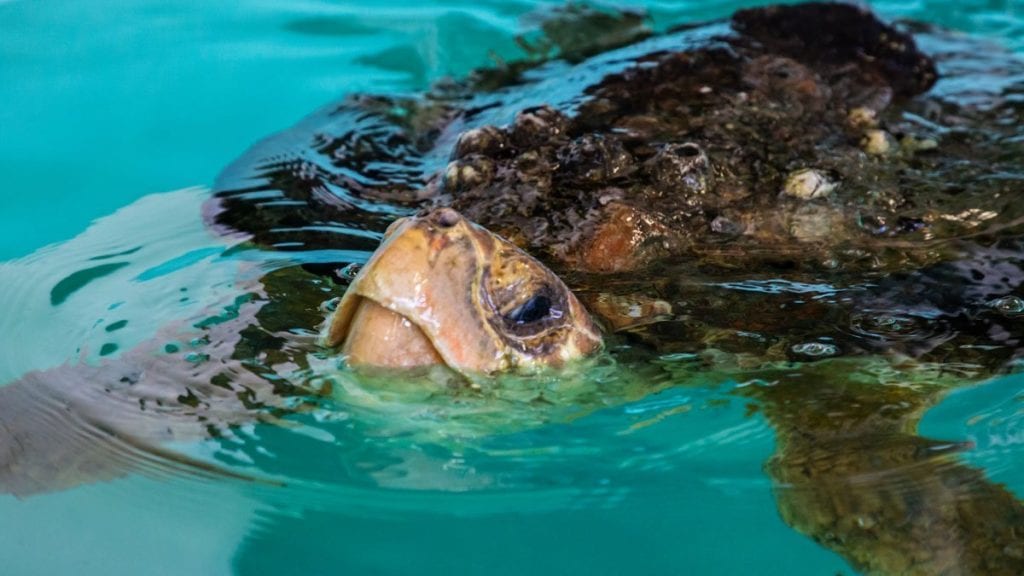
[3,3,1024,574]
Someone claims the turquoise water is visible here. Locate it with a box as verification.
[3,1,1024,575]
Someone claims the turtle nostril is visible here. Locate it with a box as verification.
[435,208,461,228]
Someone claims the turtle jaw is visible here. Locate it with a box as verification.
[334,296,445,368]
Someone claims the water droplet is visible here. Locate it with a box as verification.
[321,297,341,313]
[869,314,909,332]
[658,352,701,363]
[846,312,940,343]
[791,342,838,357]
[185,352,209,364]
[338,263,362,280]
[736,378,777,388]
[988,295,1024,315]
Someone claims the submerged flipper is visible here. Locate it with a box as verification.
[751,364,1024,574]
[0,369,133,496]
[0,296,297,497]
[0,366,279,497]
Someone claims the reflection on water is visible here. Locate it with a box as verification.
[3,2,1024,575]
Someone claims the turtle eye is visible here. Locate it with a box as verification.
[507,294,557,324]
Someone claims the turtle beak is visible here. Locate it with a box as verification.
[324,213,450,368]
[324,208,507,374]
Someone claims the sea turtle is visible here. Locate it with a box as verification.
[3,2,1024,574]
[211,2,1024,573]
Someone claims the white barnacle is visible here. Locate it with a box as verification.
[861,128,898,156]
[783,168,838,200]
[847,106,879,130]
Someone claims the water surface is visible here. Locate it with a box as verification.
[3,1,1024,575]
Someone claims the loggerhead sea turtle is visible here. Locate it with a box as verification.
[3,2,1024,574]
[211,2,1024,573]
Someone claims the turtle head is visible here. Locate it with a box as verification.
[325,208,602,375]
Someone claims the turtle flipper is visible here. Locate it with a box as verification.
[771,432,1024,575]
[0,363,275,497]
[0,272,325,496]
[0,367,142,497]
[753,364,1024,574]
